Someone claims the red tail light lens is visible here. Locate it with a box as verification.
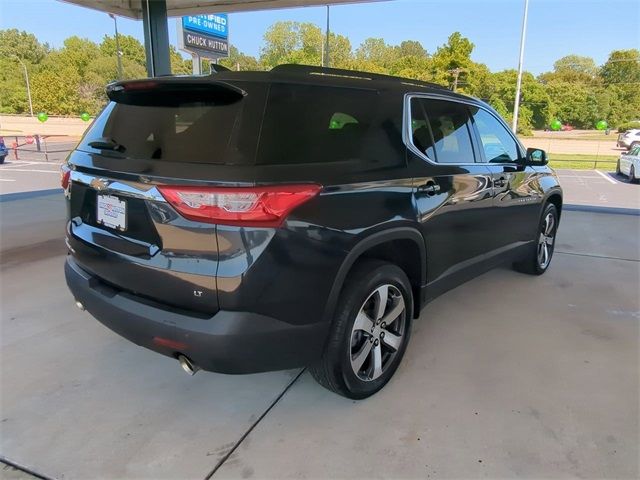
[157,184,321,227]
[60,164,71,190]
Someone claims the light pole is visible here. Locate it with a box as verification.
[109,13,124,80]
[12,55,33,117]
[324,5,330,67]
[512,0,530,133]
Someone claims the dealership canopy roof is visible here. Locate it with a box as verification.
[59,0,380,76]
[60,0,379,19]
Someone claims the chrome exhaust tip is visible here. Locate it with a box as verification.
[75,301,85,311]
[177,354,199,376]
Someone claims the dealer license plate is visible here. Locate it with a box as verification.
[97,194,127,231]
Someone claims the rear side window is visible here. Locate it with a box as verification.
[410,98,476,164]
[256,83,403,166]
[470,107,520,163]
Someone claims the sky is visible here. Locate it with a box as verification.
[1,0,638,74]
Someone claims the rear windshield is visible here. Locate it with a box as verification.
[79,80,403,167]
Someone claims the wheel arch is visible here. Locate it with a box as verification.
[545,190,563,219]
[323,227,426,324]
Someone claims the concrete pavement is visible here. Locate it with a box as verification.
[1,193,638,479]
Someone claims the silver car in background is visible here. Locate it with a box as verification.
[616,145,640,183]
[617,129,640,151]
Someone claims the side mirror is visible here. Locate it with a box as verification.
[525,147,548,166]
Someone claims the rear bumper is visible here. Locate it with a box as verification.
[65,256,328,374]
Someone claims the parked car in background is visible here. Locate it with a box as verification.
[617,129,640,151]
[63,65,563,399]
[0,137,8,164]
[617,145,640,183]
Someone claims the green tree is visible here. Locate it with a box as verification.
[539,55,598,84]
[100,34,147,71]
[395,40,427,59]
[260,21,314,68]
[601,49,640,85]
[487,70,551,133]
[219,45,262,71]
[599,49,640,126]
[327,32,353,68]
[430,32,475,89]
[0,29,49,63]
[0,29,49,114]
[30,51,82,115]
[355,37,394,67]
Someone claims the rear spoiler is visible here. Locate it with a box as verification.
[106,77,246,106]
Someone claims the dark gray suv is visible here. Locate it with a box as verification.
[64,65,562,399]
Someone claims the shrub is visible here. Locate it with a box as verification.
[617,121,640,133]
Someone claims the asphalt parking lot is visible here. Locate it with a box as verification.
[1,190,638,479]
[555,169,640,210]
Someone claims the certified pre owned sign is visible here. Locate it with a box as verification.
[184,31,228,55]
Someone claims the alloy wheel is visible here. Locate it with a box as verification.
[537,211,556,269]
[349,284,406,381]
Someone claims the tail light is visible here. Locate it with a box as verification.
[157,184,321,227]
[60,164,71,190]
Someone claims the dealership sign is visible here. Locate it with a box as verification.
[179,14,229,58]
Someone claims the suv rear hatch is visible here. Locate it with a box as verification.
[66,77,267,315]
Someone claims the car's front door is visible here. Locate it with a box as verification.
[406,96,494,295]
[468,106,543,253]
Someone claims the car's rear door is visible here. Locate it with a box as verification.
[406,96,494,293]
[468,105,543,252]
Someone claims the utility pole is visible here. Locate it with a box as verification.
[448,67,464,92]
[109,13,124,80]
[12,55,33,116]
[512,0,530,133]
[324,5,330,67]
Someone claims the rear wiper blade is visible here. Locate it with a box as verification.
[88,137,126,152]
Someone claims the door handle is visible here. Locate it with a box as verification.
[418,182,440,196]
[493,177,507,188]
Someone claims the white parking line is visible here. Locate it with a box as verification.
[4,160,63,166]
[0,178,16,182]
[557,175,607,179]
[0,169,59,174]
[2,162,38,168]
[595,170,617,184]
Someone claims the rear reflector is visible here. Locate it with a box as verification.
[153,337,188,351]
[60,164,71,190]
[157,184,321,227]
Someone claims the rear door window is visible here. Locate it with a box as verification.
[411,98,476,164]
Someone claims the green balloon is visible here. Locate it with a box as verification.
[37,112,48,123]
[596,120,608,130]
[550,119,562,131]
[80,112,91,122]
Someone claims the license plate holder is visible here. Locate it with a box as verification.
[97,194,127,231]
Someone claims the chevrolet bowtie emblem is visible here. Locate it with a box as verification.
[90,178,111,191]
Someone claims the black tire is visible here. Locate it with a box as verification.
[630,165,639,184]
[310,259,413,399]
[616,160,621,176]
[513,203,559,275]
[0,155,5,165]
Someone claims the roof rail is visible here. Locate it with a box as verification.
[271,64,447,90]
